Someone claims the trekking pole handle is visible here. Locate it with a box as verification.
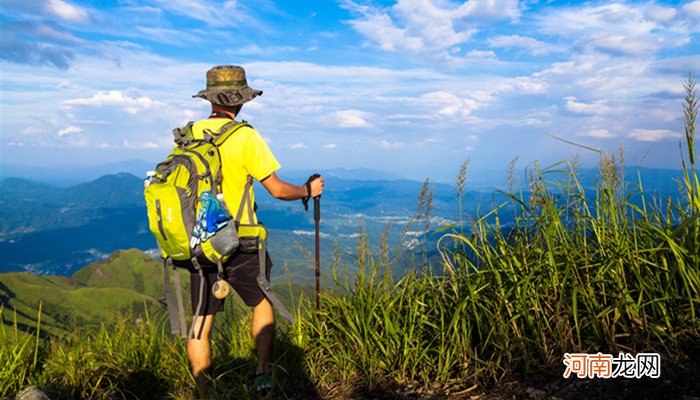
[302,173,322,212]
[314,196,320,222]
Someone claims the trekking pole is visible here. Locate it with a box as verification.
[302,174,322,311]
[314,194,321,311]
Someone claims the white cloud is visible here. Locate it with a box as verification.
[333,110,371,128]
[243,101,263,111]
[233,44,298,56]
[645,5,677,23]
[564,97,610,115]
[57,126,82,137]
[324,143,338,149]
[22,126,44,135]
[379,139,405,149]
[151,0,266,30]
[496,76,548,95]
[488,35,556,56]
[123,139,160,149]
[536,3,691,57]
[419,91,481,117]
[466,50,496,59]
[579,129,615,139]
[627,129,681,142]
[46,0,89,22]
[289,142,307,149]
[97,143,113,149]
[342,0,518,64]
[63,91,164,114]
[682,1,700,19]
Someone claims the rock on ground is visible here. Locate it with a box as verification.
[14,386,50,400]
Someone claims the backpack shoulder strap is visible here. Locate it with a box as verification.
[213,121,252,147]
[172,121,194,146]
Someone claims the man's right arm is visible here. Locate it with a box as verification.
[260,172,324,201]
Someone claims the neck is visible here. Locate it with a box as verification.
[210,109,237,120]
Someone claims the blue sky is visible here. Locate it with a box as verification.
[0,0,698,182]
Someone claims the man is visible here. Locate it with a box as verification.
[186,65,324,396]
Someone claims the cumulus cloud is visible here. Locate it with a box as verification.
[564,97,611,115]
[341,0,518,65]
[488,35,557,56]
[233,44,298,56]
[466,49,496,59]
[288,142,307,149]
[579,129,615,139]
[63,91,164,114]
[151,0,268,30]
[644,5,677,23]
[536,2,691,57]
[324,143,338,149]
[332,110,371,128]
[682,1,700,19]
[419,91,482,117]
[123,139,160,149]
[46,0,89,22]
[379,139,405,149]
[627,129,681,142]
[57,126,82,137]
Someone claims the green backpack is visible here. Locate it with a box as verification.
[145,120,295,339]
[144,120,248,265]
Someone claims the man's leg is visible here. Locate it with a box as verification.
[252,297,275,374]
[187,314,216,397]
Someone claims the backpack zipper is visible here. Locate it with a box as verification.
[155,199,168,241]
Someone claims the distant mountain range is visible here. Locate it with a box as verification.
[0,165,687,279]
[0,171,462,278]
[1,159,687,192]
[0,161,407,187]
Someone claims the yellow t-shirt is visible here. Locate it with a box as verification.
[191,118,280,225]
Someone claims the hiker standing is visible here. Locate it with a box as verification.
[185,65,324,396]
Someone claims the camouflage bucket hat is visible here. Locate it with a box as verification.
[193,65,263,106]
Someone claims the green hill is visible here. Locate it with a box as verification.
[0,249,175,335]
[72,249,166,300]
[1,248,313,336]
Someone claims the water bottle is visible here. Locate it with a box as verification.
[216,193,228,210]
[210,192,239,255]
[143,170,156,188]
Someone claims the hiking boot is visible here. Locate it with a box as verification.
[248,372,272,394]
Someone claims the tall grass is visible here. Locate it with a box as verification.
[297,76,700,393]
[1,77,698,399]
